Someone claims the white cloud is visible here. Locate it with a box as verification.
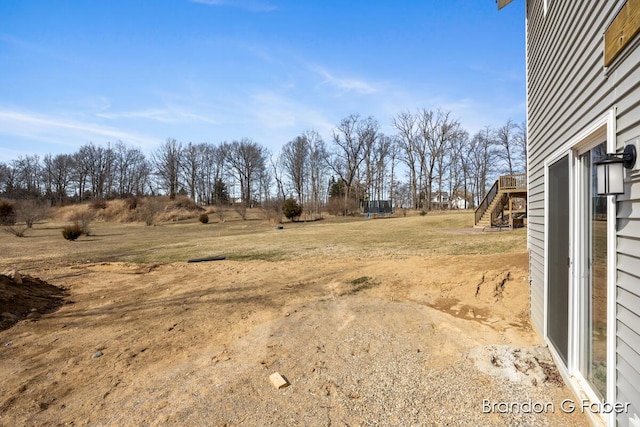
[0,109,160,149]
[96,107,217,125]
[307,64,379,95]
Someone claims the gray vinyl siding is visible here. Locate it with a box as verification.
[527,0,615,334]
[527,0,640,424]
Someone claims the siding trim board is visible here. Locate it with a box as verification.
[604,0,640,66]
[527,1,640,424]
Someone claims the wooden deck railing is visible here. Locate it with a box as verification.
[498,173,526,190]
[474,174,527,225]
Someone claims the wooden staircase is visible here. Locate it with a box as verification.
[474,174,527,229]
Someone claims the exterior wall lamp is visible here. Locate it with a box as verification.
[595,145,637,195]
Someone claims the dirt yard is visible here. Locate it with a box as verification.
[0,211,588,426]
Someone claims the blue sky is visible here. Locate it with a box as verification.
[0,0,525,163]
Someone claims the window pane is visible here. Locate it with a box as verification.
[589,143,607,399]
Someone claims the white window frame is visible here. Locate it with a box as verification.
[543,109,617,426]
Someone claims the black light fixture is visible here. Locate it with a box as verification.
[595,145,637,195]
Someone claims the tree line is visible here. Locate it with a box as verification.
[0,109,525,215]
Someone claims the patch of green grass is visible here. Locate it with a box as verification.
[350,276,371,285]
[344,276,377,295]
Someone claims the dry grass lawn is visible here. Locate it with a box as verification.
[0,210,588,426]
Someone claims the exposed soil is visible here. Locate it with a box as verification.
[0,253,588,426]
[0,274,68,331]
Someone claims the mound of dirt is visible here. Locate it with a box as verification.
[0,271,67,331]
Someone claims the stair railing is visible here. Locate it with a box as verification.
[474,179,499,225]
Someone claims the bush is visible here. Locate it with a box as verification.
[234,203,247,220]
[69,209,94,235]
[125,197,138,210]
[140,197,163,226]
[0,200,16,225]
[326,198,344,216]
[62,224,83,241]
[3,225,28,237]
[419,210,427,216]
[261,198,283,224]
[214,207,227,223]
[166,196,203,212]
[198,213,209,224]
[16,199,48,228]
[326,198,359,216]
[89,199,108,210]
[282,198,303,221]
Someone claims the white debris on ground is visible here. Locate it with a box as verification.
[469,345,561,386]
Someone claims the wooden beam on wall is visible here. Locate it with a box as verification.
[497,0,514,10]
[604,0,640,67]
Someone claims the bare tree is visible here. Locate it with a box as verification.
[281,135,309,203]
[270,154,287,201]
[515,120,527,173]
[387,137,400,209]
[42,153,74,205]
[258,154,273,207]
[496,118,519,175]
[181,142,204,202]
[417,109,462,210]
[112,142,149,198]
[71,149,90,201]
[153,138,183,199]
[448,130,472,209]
[358,116,380,203]
[328,114,371,215]
[11,155,42,198]
[197,143,224,205]
[221,138,268,210]
[371,133,392,201]
[305,129,327,216]
[0,163,10,196]
[393,111,420,209]
[468,127,499,206]
[75,143,116,200]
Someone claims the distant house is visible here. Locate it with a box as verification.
[430,191,449,209]
[450,190,474,210]
[502,0,640,425]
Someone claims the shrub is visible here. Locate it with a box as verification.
[214,207,227,222]
[15,199,48,228]
[261,199,283,224]
[3,225,28,237]
[0,200,16,225]
[62,224,83,241]
[282,198,303,221]
[419,210,427,216]
[98,199,133,222]
[234,203,247,220]
[140,197,164,226]
[326,198,343,216]
[125,197,138,210]
[166,196,202,212]
[198,213,209,224]
[89,199,108,210]
[68,209,94,235]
